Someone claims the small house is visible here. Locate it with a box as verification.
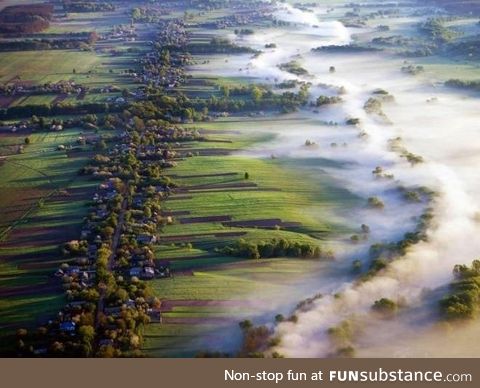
[142,267,155,280]
[59,321,76,333]
[137,234,156,245]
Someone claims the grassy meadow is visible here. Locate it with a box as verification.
[0,128,99,335]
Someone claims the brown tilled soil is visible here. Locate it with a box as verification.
[178,215,232,224]
[223,218,302,229]
[0,187,49,231]
[1,224,79,249]
[0,184,95,294]
[0,96,18,108]
[66,150,94,159]
[213,232,247,238]
[157,254,213,262]
[161,316,236,325]
[0,280,60,298]
[185,187,281,194]
[159,231,247,243]
[175,182,257,192]
[177,148,237,157]
[17,261,63,270]
[200,139,233,144]
[160,299,251,312]
[168,172,238,179]
[6,78,34,87]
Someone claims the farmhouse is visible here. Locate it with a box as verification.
[137,234,156,245]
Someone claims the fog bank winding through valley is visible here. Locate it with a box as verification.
[189,1,480,357]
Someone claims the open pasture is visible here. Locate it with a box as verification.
[145,258,325,357]
[0,50,100,85]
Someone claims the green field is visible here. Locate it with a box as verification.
[0,129,99,335]
[160,119,358,245]
[0,49,141,98]
[144,258,325,357]
[144,117,359,357]
[0,50,100,84]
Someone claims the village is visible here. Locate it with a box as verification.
[3,0,477,360]
[6,8,202,356]
[1,0,332,357]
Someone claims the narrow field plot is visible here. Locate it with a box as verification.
[0,50,100,84]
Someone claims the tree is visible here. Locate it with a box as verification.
[367,196,385,209]
[244,172,249,180]
[143,206,152,218]
[372,298,397,317]
[38,117,46,129]
[97,344,116,358]
[79,325,95,342]
[78,325,95,356]
[115,288,129,303]
[84,113,97,124]
[161,49,170,65]
[361,224,370,234]
[220,85,230,98]
[133,116,145,131]
[183,108,194,121]
[251,86,263,104]
[102,226,115,239]
[95,140,107,151]
[24,137,30,145]
[352,259,362,274]
[239,320,253,331]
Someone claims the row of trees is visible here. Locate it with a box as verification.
[64,2,115,13]
[0,102,123,120]
[0,32,99,52]
[186,37,257,54]
[221,238,323,260]
[0,4,53,33]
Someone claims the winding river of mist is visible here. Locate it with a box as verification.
[189,2,480,357]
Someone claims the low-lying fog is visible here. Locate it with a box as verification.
[188,1,480,357]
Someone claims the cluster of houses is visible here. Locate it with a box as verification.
[0,122,29,133]
[138,19,190,89]
[15,116,203,355]
[0,80,85,97]
[70,131,180,284]
[11,4,223,357]
[199,8,273,30]
[39,131,180,354]
[103,24,137,43]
